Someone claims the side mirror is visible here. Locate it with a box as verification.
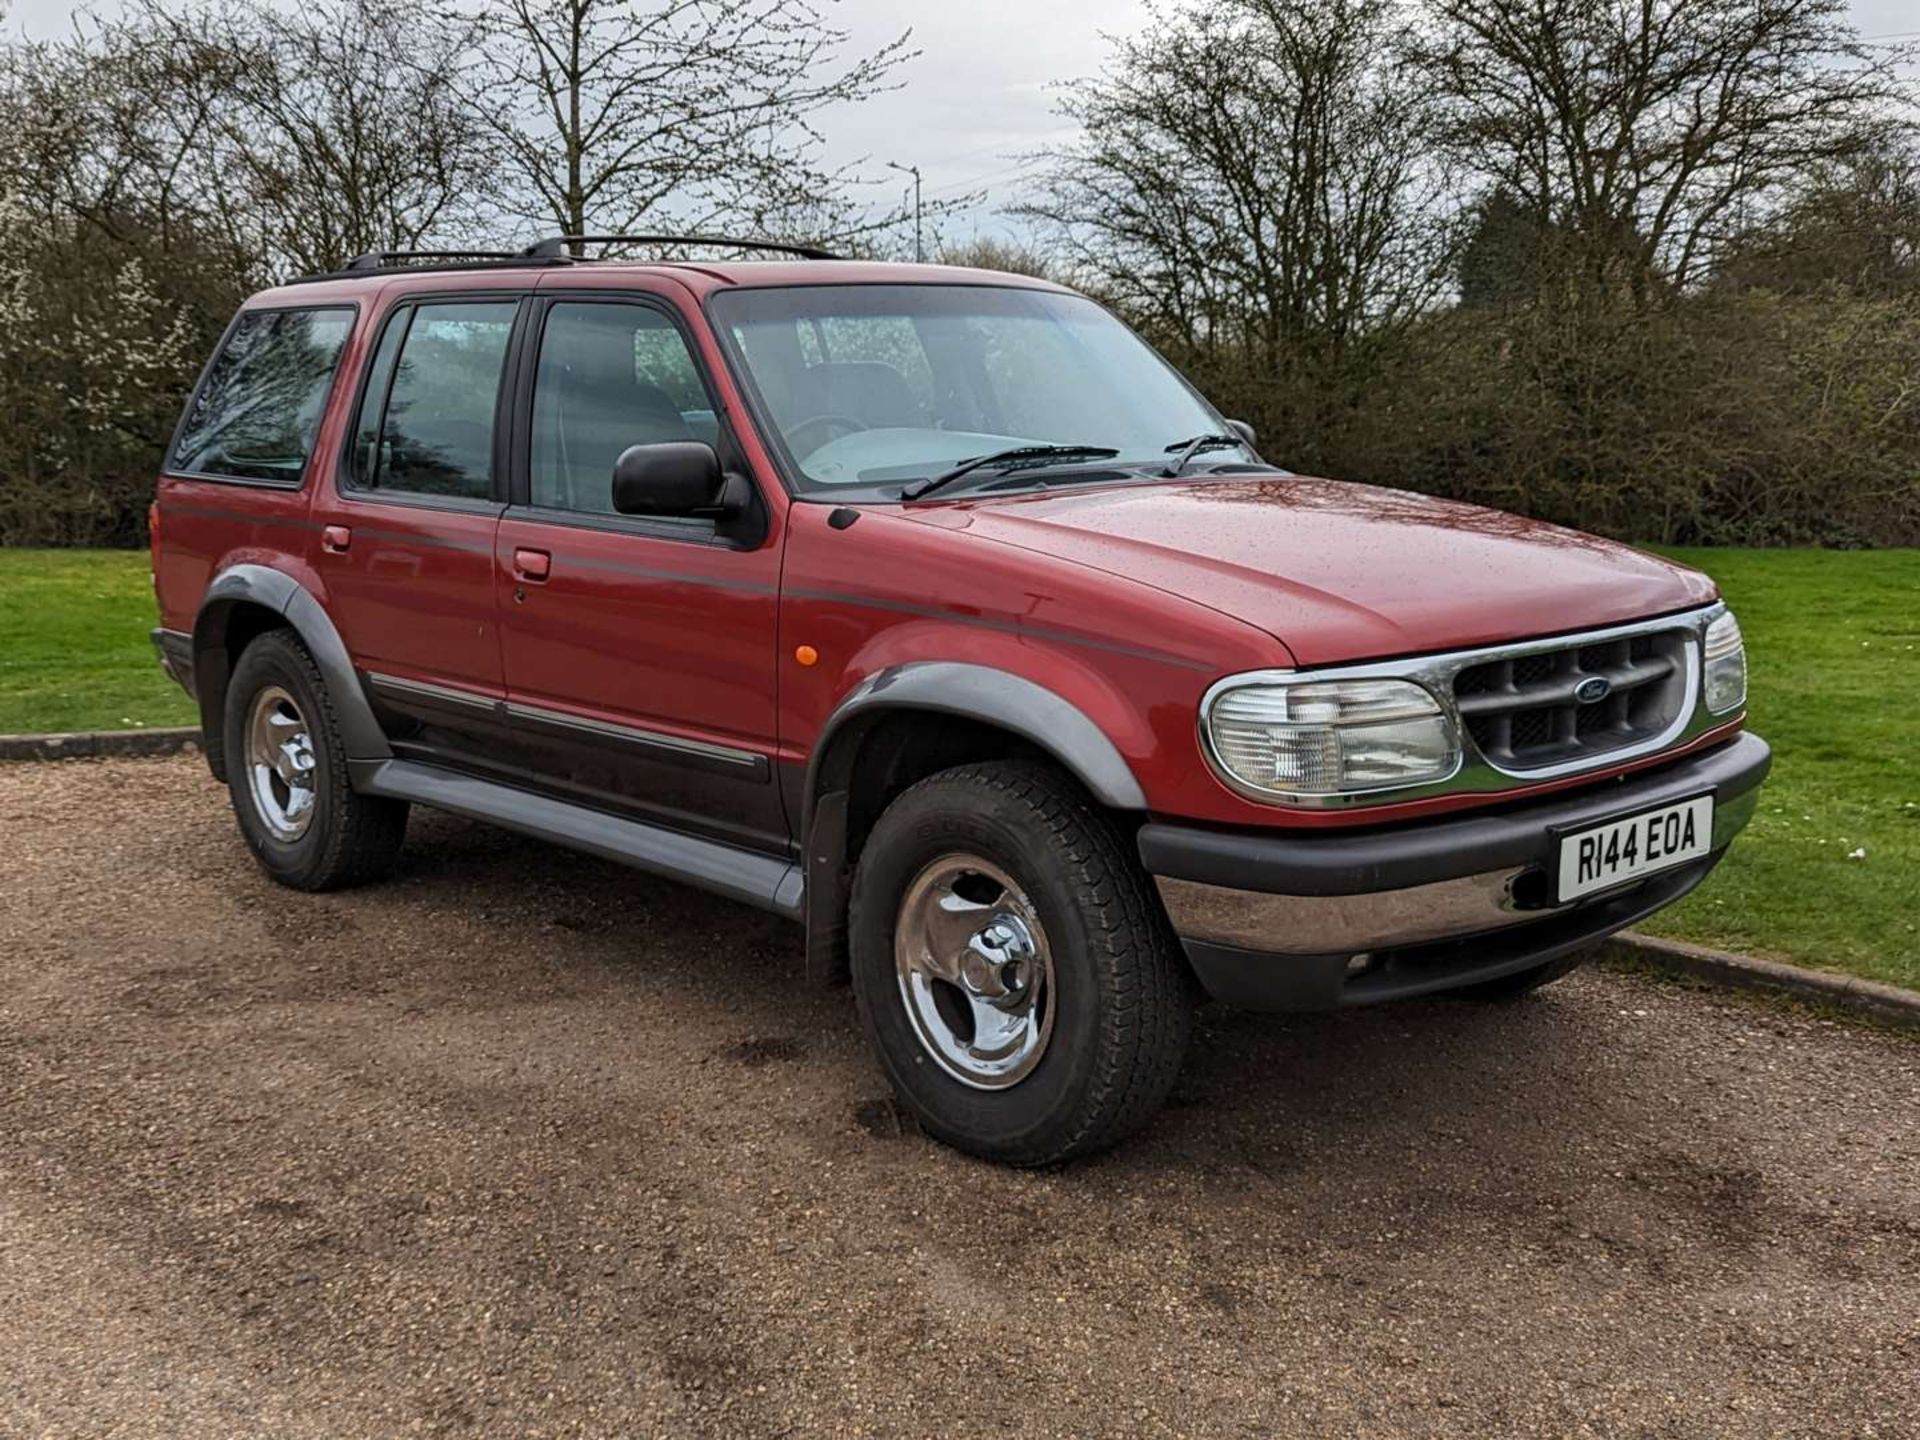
[1225,418,1257,448]
[611,441,739,517]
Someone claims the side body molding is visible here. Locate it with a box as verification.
[192,564,391,776]
[800,661,1149,984]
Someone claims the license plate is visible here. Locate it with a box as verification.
[1554,794,1713,903]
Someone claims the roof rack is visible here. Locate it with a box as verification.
[344,248,532,271]
[521,233,841,261]
[285,233,841,286]
[286,248,575,284]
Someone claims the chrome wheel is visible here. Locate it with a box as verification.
[245,685,317,842]
[894,854,1055,1089]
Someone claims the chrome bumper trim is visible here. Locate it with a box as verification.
[1156,867,1544,955]
[1157,782,1761,957]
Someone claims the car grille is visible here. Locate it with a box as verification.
[1453,629,1693,770]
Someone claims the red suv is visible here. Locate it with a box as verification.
[151,237,1768,1164]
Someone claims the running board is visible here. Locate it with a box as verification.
[352,759,804,919]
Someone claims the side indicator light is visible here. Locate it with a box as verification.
[794,645,819,667]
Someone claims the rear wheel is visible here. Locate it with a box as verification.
[849,762,1192,1166]
[223,629,407,890]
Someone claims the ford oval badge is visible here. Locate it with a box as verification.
[1574,675,1612,705]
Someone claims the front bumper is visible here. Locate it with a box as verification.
[1141,731,1770,1010]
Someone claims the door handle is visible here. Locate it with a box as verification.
[513,547,552,582]
[321,524,351,554]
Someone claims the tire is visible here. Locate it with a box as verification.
[223,628,408,891]
[1449,944,1596,1002]
[848,761,1193,1166]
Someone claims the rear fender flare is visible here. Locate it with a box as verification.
[193,564,390,769]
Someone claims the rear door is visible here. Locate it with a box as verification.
[493,291,787,853]
[313,293,525,762]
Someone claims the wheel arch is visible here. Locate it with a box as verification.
[800,662,1149,985]
[192,564,389,780]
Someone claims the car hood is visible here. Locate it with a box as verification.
[910,475,1717,667]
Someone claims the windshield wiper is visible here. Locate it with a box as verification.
[1161,433,1245,478]
[901,444,1121,501]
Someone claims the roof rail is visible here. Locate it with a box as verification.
[343,248,531,271]
[522,233,841,261]
[283,233,841,287]
[284,248,576,285]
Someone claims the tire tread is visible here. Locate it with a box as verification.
[225,629,407,891]
[850,760,1191,1165]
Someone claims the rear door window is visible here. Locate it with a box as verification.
[170,307,354,483]
[351,301,518,501]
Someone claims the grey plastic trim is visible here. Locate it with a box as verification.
[364,674,774,782]
[151,627,195,695]
[505,700,770,779]
[194,564,392,762]
[355,758,802,917]
[1140,731,1770,897]
[367,672,503,717]
[796,662,1147,985]
[807,662,1148,813]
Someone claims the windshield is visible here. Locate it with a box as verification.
[708,284,1254,500]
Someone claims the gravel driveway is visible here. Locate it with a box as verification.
[3,755,1916,1439]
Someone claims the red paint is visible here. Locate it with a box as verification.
[155,257,1740,839]
[909,476,1715,666]
[491,512,784,775]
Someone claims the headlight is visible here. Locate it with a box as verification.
[1202,678,1460,803]
[1703,610,1746,714]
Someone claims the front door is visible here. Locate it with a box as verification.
[494,294,787,853]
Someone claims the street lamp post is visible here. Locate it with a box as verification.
[887,160,923,263]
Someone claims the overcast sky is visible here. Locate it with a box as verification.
[10,0,1918,245]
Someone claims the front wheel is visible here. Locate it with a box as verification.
[848,762,1192,1166]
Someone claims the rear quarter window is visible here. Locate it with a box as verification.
[170,307,355,484]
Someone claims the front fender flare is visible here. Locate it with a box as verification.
[193,565,390,771]
[805,661,1148,821]
[799,662,1148,985]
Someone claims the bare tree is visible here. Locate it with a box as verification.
[123,0,499,275]
[221,0,497,273]
[1021,0,1458,377]
[1716,138,1920,297]
[1419,0,1915,304]
[936,236,1055,280]
[1,7,257,282]
[10,0,500,279]
[462,0,913,248]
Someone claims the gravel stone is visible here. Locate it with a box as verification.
[3,756,1916,1438]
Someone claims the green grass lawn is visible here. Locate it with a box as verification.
[0,548,196,734]
[1639,548,1918,992]
[0,544,1914,989]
